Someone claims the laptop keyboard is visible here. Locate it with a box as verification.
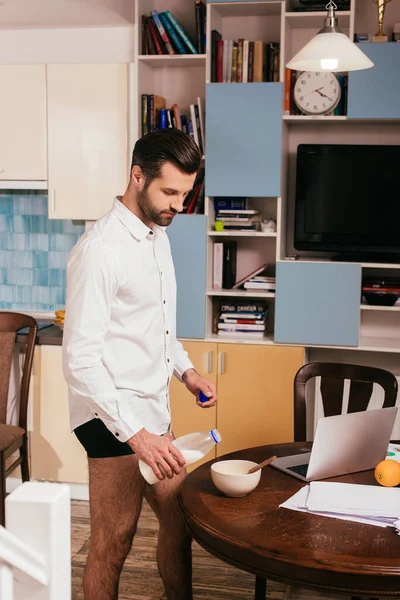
[287,464,309,477]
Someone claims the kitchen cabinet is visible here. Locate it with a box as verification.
[206,83,282,197]
[275,261,361,347]
[348,44,400,119]
[216,343,304,456]
[170,340,304,460]
[46,64,128,220]
[30,345,88,484]
[168,215,207,339]
[0,65,47,181]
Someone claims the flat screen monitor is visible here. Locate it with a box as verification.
[294,144,400,261]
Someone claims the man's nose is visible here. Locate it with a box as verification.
[170,196,185,213]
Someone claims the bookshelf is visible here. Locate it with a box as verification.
[131,0,400,352]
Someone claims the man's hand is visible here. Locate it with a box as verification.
[127,429,186,481]
[182,368,217,408]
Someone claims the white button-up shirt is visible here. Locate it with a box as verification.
[62,198,194,442]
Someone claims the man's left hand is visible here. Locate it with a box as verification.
[182,368,217,408]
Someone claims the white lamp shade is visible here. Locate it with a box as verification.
[286,32,374,72]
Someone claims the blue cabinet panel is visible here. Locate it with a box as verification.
[205,83,282,197]
[274,261,361,347]
[167,215,207,339]
[348,44,400,119]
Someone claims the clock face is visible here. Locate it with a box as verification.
[294,71,341,115]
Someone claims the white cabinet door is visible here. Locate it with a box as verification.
[30,345,88,485]
[47,64,128,220]
[0,65,47,181]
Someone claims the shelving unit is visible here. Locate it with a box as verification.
[131,0,400,354]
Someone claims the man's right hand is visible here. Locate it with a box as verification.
[127,429,186,481]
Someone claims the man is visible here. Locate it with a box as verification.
[62,128,217,600]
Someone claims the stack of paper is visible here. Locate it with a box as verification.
[280,481,400,534]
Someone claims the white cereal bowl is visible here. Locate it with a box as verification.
[211,460,261,498]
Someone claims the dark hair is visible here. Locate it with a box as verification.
[130,129,202,184]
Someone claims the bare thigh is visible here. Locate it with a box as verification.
[87,454,146,559]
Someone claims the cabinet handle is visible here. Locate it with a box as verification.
[219,352,225,375]
[50,189,55,212]
[207,351,213,373]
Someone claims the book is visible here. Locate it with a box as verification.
[232,263,274,289]
[222,241,237,289]
[159,12,186,54]
[213,242,223,289]
[165,10,198,54]
[195,0,206,54]
[214,197,247,211]
[151,10,175,55]
[211,30,222,82]
[197,97,205,154]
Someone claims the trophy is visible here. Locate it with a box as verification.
[372,0,392,42]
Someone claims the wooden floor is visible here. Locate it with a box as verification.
[71,500,343,600]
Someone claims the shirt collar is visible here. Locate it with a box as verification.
[112,197,152,241]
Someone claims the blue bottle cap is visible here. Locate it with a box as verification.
[199,391,209,403]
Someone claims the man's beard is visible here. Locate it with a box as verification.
[137,187,176,227]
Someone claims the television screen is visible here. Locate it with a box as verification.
[294,144,400,259]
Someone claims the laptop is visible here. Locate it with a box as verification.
[270,407,398,482]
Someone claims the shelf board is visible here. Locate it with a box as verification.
[284,10,351,28]
[283,116,347,123]
[208,231,277,237]
[138,54,206,68]
[207,290,275,298]
[205,333,275,345]
[361,303,400,311]
[358,336,400,353]
[212,2,281,18]
[361,262,400,269]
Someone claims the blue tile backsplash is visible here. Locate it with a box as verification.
[0,191,84,312]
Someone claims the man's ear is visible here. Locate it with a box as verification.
[130,165,144,189]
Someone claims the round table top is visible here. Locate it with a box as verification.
[178,443,400,597]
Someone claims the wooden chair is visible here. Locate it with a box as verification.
[294,361,398,442]
[0,312,37,526]
[255,361,398,600]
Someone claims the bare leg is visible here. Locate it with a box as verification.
[84,455,145,600]
[145,467,192,600]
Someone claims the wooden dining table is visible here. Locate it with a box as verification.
[178,443,400,599]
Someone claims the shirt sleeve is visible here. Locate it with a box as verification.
[62,240,144,442]
[173,339,195,382]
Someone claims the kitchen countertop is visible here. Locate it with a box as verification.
[16,324,63,346]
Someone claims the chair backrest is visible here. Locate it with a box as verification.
[0,313,37,429]
[294,362,398,442]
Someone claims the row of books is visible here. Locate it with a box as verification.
[216,300,269,338]
[211,34,280,83]
[141,7,202,56]
[215,208,261,231]
[182,167,205,215]
[141,94,205,154]
[284,68,348,116]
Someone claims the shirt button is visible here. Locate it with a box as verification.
[163,300,166,304]
[167,358,170,363]
[95,413,98,417]
[115,432,120,437]
[166,330,169,335]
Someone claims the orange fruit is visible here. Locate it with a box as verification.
[374,459,400,487]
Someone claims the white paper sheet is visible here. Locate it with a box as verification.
[280,484,400,530]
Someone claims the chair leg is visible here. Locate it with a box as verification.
[254,575,267,600]
[0,452,5,527]
[20,437,30,483]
